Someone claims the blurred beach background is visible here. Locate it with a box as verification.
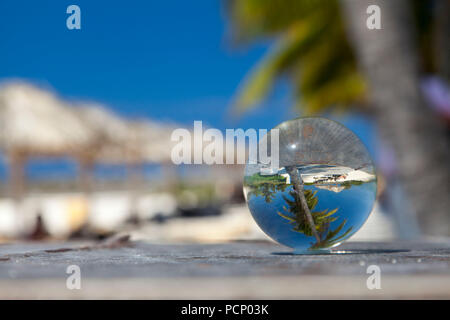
[0,0,448,244]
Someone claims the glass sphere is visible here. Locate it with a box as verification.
[244,117,377,253]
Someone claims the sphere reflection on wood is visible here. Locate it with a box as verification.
[244,117,377,253]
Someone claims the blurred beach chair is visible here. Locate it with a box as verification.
[135,193,177,221]
[87,192,132,234]
[0,197,39,239]
[40,193,88,238]
[0,199,20,238]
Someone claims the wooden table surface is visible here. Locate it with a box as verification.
[0,239,449,299]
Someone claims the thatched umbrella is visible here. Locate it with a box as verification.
[0,82,94,198]
[131,121,249,189]
[129,119,191,189]
[74,104,176,164]
[74,104,181,190]
[73,102,134,189]
[128,120,176,163]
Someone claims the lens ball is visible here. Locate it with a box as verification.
[244,117,377,253]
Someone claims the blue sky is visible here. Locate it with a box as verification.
[0,0,295,130]
[0,0,375,179]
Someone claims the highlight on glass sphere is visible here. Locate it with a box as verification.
[244,117,377,253]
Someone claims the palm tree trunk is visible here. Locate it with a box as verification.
[340,0,450,235]
[434,0,450,80]
[286,166,321,244]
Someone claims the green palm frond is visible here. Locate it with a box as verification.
[278,188,352,248]
[228,0,366,115]
[229,0,328,41]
